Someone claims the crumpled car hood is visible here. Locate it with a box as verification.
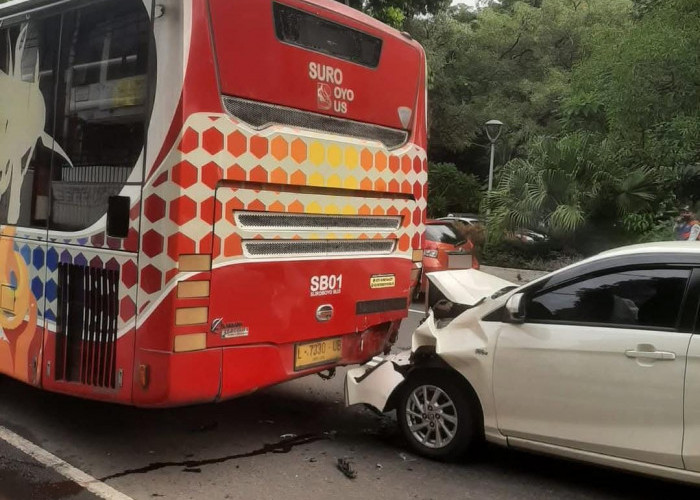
[427,269,515,306]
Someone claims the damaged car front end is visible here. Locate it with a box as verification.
[345,269,516,459]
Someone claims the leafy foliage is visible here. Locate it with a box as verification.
[484,132,665,242]
[416,0,697,250]
[409,0,633,159]
[336,0,450,27]
[481,242,582,271]
[427,162,483,218]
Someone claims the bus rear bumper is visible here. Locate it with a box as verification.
[133,320,401,406]
[132,348,222,407]
[217,320,401,400]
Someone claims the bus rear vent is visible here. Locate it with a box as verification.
[55,263,119,388]
[243,239,395,258]
[236,212,402,231]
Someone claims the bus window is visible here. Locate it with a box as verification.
[50,0,153,232]
[0,17,61,228]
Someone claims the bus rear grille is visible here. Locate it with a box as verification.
[222,96,408,150]
[55,263,119,389]
[243,239,395,258]
[236,212,402,231]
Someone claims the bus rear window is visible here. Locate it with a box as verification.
[273,2,382,68]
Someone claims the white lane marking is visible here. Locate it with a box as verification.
[409,308,425,314]
[0,425,134,500]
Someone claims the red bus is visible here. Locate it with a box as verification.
[0,0,427,406]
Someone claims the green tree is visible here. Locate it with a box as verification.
[335,0,450,27]
[563,0,700,207]
[427,162,482,217]
[365,0,451,18]
[485,133,663,242]
[408,0,632,162]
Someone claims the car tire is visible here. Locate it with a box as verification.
[397,371,480,461]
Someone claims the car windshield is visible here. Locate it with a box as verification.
[425,224,464,245]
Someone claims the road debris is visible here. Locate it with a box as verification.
[336,457,357,479]
[192,422,218,433]
[399,452,416,462]
[280,433,297,440]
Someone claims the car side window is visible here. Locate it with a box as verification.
[526,268,690,330]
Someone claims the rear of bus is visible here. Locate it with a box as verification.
[135,0,427,405]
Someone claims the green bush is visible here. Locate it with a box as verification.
[427,162,483,218]
[480,240,582,272]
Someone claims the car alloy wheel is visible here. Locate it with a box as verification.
[405,384,458,449]
[398,371,481,461]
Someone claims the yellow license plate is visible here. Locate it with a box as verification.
[294,338,342,371]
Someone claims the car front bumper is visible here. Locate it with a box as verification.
[344,350,412,412]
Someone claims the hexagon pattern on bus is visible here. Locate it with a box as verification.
[137,113,427,320]
[24,244,139,336]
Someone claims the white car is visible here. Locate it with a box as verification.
[346,242,700,484]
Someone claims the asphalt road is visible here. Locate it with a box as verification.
[0,306,697,499]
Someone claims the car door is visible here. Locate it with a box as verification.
[492,266,692,468]
[682,268,700,471]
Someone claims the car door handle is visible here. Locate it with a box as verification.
[625,350,676,360]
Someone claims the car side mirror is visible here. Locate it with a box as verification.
[505,293,525,323]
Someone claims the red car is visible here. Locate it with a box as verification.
[419,220,479,294]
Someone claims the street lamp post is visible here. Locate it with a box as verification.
[485,119,503,193]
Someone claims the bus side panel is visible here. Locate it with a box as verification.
[41,332,135,404]
[144,0,220,183]
[132,347,221,407]
[0,231,44,386]
[40,249,138,404]
[132,288,221,407]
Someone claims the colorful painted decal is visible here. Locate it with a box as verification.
[135,112,427,326]
[0,24,72,224]
[0,227,39,383]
